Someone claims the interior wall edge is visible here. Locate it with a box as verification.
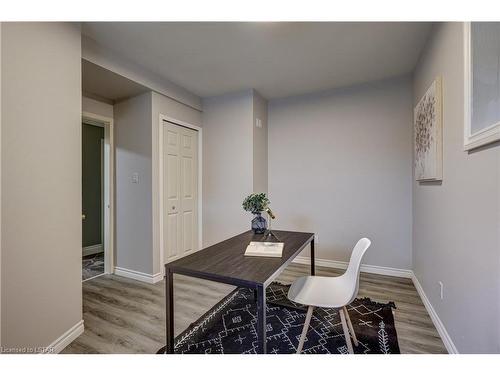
[114,92,154,276]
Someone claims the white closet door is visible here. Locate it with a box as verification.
[163,121,198,262]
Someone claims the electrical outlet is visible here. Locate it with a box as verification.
[132,173,139,183]
[439,281,444,300]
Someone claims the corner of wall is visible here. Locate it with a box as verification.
[114,91,154,276]
[201,89,255,246]
[251,90,269,194]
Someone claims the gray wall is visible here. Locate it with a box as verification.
[268,77,413,269]
[114,92,153,274]
[82,96,113,118]
[1,23,82,349]
[82,124,104,247]
[253,91,268,193]
[413,22,500,353]
[202,90,254,247]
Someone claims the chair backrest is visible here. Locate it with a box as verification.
[343,238,371,303]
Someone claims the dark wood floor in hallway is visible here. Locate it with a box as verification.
[62,263,447,354]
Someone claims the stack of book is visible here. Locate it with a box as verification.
[244,241,284,258]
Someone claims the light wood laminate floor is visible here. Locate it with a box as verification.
[63,263,447,354]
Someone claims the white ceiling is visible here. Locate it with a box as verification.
[82,22,432,99]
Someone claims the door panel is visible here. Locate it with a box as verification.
[167,213,179,257]
[82,124,104,248]
[183,211,193,253]
[167,155,179,199]
[163,121,198,262]
[182,157,193,198]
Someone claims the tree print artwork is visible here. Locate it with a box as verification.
[414,77,443,181]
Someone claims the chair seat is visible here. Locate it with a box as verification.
[287,275,354,308]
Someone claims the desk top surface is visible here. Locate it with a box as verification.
[165,230,314,287]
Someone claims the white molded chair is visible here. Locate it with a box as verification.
[288,238,371,354]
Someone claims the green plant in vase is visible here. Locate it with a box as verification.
[242,193,270,234]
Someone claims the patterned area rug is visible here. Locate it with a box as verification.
[159,282,399,354]
[82,252,104,281]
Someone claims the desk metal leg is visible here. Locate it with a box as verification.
[310,238,316,276]
[165,268,174,354]
[256,284,267,353]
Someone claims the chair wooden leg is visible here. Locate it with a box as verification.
[296,306,314,354]
[342,306,358,346]
[339,307,354,354]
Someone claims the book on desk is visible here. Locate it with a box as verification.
[244,241,284,258]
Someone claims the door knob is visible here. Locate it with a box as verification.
[172,206,176,210]
[82,214,86,220]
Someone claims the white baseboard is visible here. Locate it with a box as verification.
[114,267,162,284]
[293,256,413,279]
[411,273,458,354]
[82,244,103,257]
[44,320,84,354]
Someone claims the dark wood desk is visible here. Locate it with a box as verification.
[164,230,315,354]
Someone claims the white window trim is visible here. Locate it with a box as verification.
[463,22,500,151]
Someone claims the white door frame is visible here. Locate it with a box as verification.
[82,111,115,276]
[157,114,202,275]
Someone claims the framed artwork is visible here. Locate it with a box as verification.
[414,77,443,181]
[464,22,500,150]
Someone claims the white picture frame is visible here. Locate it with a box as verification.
[414,77,443,181]
[463,22,500,151]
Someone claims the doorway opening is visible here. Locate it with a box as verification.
[82,112,114,281]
